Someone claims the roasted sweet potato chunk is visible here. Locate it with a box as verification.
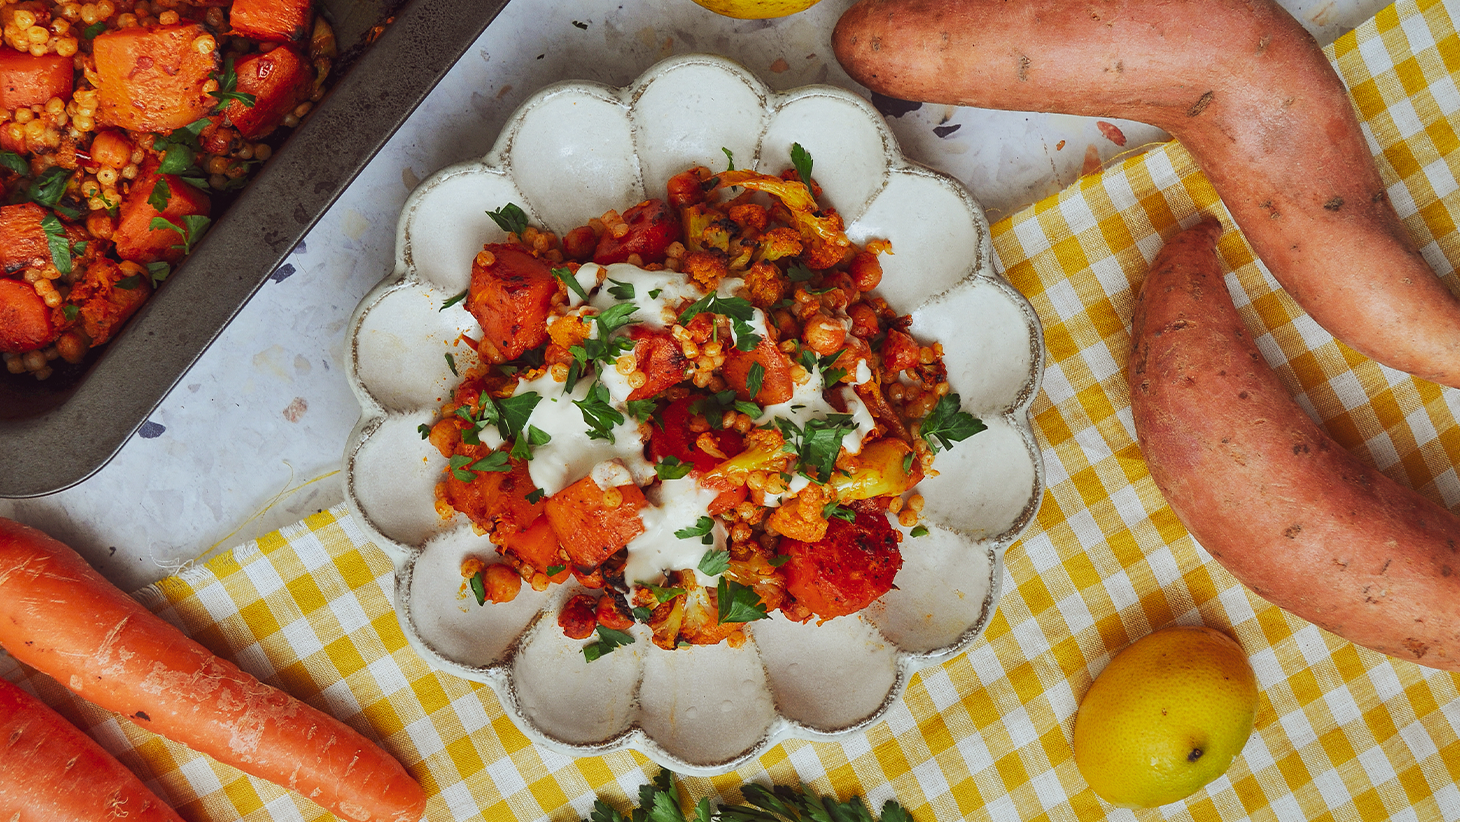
[113,169,212,265]
[0,203,51,275]
[0,51,73,111]
[93,23,218,133]
[229,0,313,42]
[225,45,314,139]
[0,279,57,353]
[468,243,556,363]
[544,474,647,569]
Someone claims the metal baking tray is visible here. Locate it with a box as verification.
[0,0,510,498]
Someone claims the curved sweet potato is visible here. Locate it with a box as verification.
[833,0,1460,388]
[1129,218,1460,670]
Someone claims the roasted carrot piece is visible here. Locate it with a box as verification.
[0,279,58,353]
[93,23,218,133]
[467,243,557,362]
[229,0,314,42]
[0,50,73,111]
[225,44,314,139]
[0,518,428,822]
[0,202,51,275]
[545,474,647,569]
[1,678,186,822]
[723,335,795,404]
[112,169,212,264]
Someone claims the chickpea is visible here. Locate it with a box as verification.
[801,313,847,356]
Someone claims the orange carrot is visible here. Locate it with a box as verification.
[545,474,648,568]
[1,677,185,822]
[0,519,427,822]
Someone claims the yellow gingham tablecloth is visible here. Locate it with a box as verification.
[5,0,1460,818]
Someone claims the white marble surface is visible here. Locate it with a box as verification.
[0,0,1389,592]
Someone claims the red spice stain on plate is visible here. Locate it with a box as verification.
[1096,120,1127,146]
[283,397,308,422]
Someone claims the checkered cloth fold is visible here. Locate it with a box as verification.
[4,0,1460,819]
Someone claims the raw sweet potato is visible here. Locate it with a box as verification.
[833,0,1460,388]
[225,44,314,139]
[93,23,218,133]
[1128,218,1460,670]
[229,0,313,43]
[0,49,73,111]
[0,518,428,822]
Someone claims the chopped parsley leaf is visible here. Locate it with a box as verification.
[791,141,814,188]
[526,488,547,505]
[0,150,29,175]
[717,577,769,624]
[583,625,635,662]
[486,203,529,235]
[552,266,588,302]
[822,500,856,522]
[40,212,71,275]
[440,289,468,311]
[909,525,929,538]
[469,570,487,605]
[674,516,715,545]
[509,424,551,461]
[920,393,987,453]
[746,361,765,399]
[606,278,634,300]
[574,382,624,442]
[654,456,692,481]
[697,549,730,576]
[444,352,458,375]
[209,55,256,111]
[625,398,658,422]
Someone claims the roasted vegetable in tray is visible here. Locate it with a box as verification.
[1,0,335,380]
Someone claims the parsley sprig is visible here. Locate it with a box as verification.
[774,414,856,484]
[918,393,986,453]
[583,625,635,662]
[574,382,625,442]
[677,294,761,352]
[586,769,913,822]
[717,577,769,624]
[209,55,257,111]
[487,203,530,235]
[674,516,715,545]
[566,302,640,390]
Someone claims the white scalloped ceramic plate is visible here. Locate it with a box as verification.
[344,54,1045,775]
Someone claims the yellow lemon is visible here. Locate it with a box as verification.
[1072,625,1258,809]
[688,0,824,19]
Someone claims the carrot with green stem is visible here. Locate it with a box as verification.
[1,676,185,822]
[0,518,428,822]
